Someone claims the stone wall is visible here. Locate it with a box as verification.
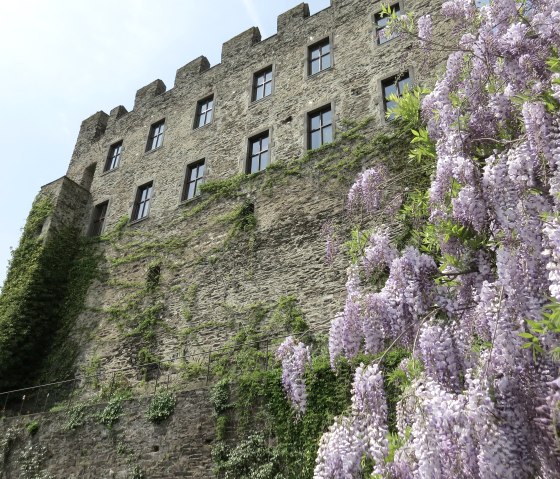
[66,0,444,235]
[0,389,214,479]
[0,0,453,476]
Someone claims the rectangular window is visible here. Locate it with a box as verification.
[308,38,331,75]
[308,106,333,150]
[90,201,108,236]
[475,0,490,6]
[182,160,206,201]
[104,141,122,172]
[132,182,153,221]
[195,96,214,128]
[146,120,165,151]
[253,66,273,101]
[382,72,411,115]
[247,132,270,174]
[375,3,401,45]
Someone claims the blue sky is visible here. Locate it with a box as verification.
[0,0,331,288]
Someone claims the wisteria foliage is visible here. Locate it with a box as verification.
[280,0,560,477]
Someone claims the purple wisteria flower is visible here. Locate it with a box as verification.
[276,336,311,416]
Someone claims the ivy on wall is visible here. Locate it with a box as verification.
[209,296,411,479]
[0,195,102,390]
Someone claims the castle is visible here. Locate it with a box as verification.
[0,0,444,477]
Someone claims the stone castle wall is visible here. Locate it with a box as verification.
[0,0,450,477]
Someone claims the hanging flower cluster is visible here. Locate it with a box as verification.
[315,364,389,478]
[276,336,311,416]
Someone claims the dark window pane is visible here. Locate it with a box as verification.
[311,114,321,131]
[384,83,397,98]
[311,59,320,75]
[311,48,321,60]
[322,110,332,125]
[252,141,261,155]
[261,151,270,169]
[265,71,272,82]
[398,77,411,92]
[251,156,259,173]
[323,125,333,144]
[188,182,196,199]
[264,83,272,97]
[323,53,331,69]
[322,42,331,53]
[147,122,164,151]
[311,130,321,149]
[261,136,269,150]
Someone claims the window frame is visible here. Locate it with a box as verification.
[104,141,123,172]
[246,130,271,174]
[181,159,206,202]
[307,104,334,150]
[307,37,332,76]
[252,65,274,102]
[194,95,214,129]
[374,2,402,46]
[381,70,412,117]
[145,120,165,152]
[131,181,154,222]
[90,200,109,236]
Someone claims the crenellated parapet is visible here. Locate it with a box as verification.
[73,1,336,138]
[64,0,443,221]
[134,79,167,110]
[174,56,211,86]
[277,2,310,35]
[78,111,109,143]
[220,27,262,64]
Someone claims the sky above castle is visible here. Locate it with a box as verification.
[0,0,331,289]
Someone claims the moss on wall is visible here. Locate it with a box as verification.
[0,196,101,390]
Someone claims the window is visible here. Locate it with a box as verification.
[253,66,273,101]
[182,160,206,201]
[308,38,331,75]
[308,106,333,150]
[247,132,270,173]
[132,182,153,221]
[382,72,411,115]
[90,201,108,236]
[104,141,122,172]
[195,96,214,128]
[375,3,401,45]
[146,120,165,151]
[475,0,490,6]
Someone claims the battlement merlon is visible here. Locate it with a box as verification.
[134,79,167,110]
[277,3,311,34]
[77,111,109,144]
[221,27,262,64]
[174,56,211,87]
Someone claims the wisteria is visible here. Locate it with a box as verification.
[347,165,392,215]
[279,0,560,477]
[276,336,311,416]
[362,229,398,278]
[321,220,340,266]
[315,364,389,477]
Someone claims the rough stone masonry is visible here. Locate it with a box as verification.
[0,0,448,477]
